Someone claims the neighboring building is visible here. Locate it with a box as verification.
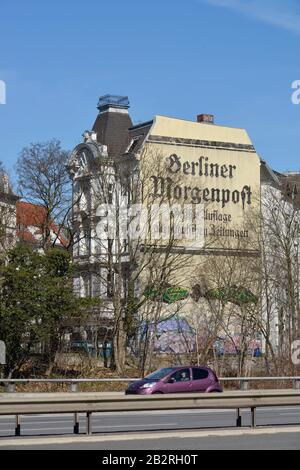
[16,200,68,251]
[260,165,300,352]
[0,171,19,252]
[0,172,68,253]
[280,171,300,207]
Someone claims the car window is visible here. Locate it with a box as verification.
[170,368,191,382]
[192,368,209,380]
[145,368,175,380]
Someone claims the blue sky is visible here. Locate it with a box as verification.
[0,0,300,183]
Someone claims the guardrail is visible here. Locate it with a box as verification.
[0,390,300,436]
[1,376,300,392]
[0,378,137,393]
[220,376,300,391]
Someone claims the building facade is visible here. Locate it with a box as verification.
[68,95,265,352]
[0,171,19,252]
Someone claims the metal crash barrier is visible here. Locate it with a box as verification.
[1,376,300,393]
[0,389,300,436]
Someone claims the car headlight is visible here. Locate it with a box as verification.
[140,382,156,389]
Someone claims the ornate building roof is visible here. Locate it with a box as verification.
[91,94,133,158]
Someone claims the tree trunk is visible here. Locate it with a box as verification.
[113,320,126,375]
[45,334,59,376]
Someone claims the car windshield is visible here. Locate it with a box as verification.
[144,367,175,381]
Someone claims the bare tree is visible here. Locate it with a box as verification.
[189,230,261,377]
[257,184,300,373]
[16,139,71,250]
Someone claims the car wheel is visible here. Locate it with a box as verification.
[152,391,163,394]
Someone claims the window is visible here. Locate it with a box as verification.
[73,234,80,257]
[126,136,142,154]
[92,275,101,298]
[79,224,91,256]
[84,227,91,252]
[83,276,91,297]
[192,368,209,380]
[144,368,175,381]
[73,277,81,297]
[107,238,114,254]
[94,239,102,255]
[107,271,114,298]
[170,368,190,382]
[107,184,113,204]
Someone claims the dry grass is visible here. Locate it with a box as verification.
[1,354,299,393]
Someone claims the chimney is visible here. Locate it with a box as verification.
[197,114,214,124]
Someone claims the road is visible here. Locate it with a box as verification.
[0,407,300,449]
[0,427,299,450]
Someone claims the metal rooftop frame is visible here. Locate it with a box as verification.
[97,94,130,110]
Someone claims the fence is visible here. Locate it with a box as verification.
[1,376,300,392]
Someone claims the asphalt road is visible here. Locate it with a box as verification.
[1,407,300,438]
[0,427,300,450]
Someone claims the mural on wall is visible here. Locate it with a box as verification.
[140,318,262,356]
[143,282,261,356]
[140,316,196,355]
[214,335,262,356]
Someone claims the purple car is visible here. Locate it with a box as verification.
[125,366,222,395]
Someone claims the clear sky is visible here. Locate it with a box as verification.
[0,0,300,183]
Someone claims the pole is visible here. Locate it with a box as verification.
[15,415,21,436]
[86,411,92,435]
[74,413,79,434]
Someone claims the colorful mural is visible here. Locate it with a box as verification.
[140,316,196,354]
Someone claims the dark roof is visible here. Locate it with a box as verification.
[126,121,153,154]
[92,109,133,158]
[278,172,300,208]
[129,120,153,131]
[260,160,281,186]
